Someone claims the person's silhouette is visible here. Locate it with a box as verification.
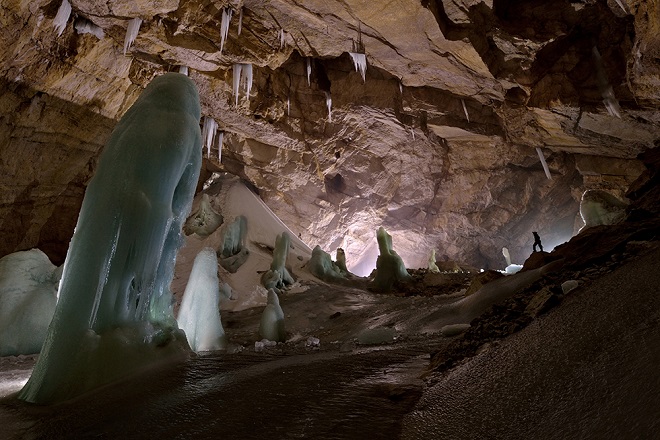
[532,231,543,252]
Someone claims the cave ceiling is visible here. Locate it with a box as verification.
[1,0,659,271]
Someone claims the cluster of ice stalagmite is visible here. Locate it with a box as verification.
[18,73,202,404]
[0,250,61,356]
[53,0,71,37]
[177,248,227,352]
[348,52,367,82]
[220,7,232,53]
[123,18,142,55]
[202,116,218,157]
[308,246,349,283]
[233,63,253,106]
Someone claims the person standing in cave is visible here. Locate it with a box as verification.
[532,231,544,252]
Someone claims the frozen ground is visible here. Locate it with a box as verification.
[1,246,659,439]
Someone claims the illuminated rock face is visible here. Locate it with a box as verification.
[1,0,659,272]
[18,73,202,404]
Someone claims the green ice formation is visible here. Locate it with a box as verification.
[308,245,349,283]
[261,232,294,291]
[183,193,223,237]
[371,227,411,292]
[19,73,202,404]
[259,288,286,342]
[218,215,249,273]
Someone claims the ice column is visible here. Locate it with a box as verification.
[536,147,552,180]
[461,99,470,123]
[18,73,202,404]
[123,18,142,55]
[220,7,232,53]
[177,248,227,352]
[348,52,367,82]
[217,131,224,162]
[202,116,218,157]
[307,58,312,86]
[53,0,71,37]
[325,92,332,122]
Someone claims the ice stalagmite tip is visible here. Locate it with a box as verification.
[18,73,202,404]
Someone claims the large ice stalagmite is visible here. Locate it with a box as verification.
[371,227,411,292]
[19,73,202,404]
[261,232,294,292]
[259,289,285,342]
[177,248,227,352]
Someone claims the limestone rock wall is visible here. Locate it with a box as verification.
[0,0,658,269]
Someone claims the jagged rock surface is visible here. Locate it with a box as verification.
[1,0,658,269]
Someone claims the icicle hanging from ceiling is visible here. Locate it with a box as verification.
[535,147,552,180]
[307,58,312,86]
[325,92,332,122]
[461,99,470,123]
[74,18,104,39]
[217,131,224,162]
[232,63,253,106]
[399,81,403,94]
[613,0,627,13]
[237,8,243,35]
[592,46,622,118]
[348,53,367,82]
[179,66,189,76]
[348,22,366,81]
[53,0,71,37]
[279,29,285,49]
[123,18,142,55]
[220,7,232,53]
[287,96,290,116]
[202,117,218,157]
